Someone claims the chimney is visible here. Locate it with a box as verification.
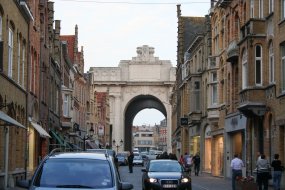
[176,4,181,18]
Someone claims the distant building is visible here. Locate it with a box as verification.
[133,120,167,152]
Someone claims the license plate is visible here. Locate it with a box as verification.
[163,184,177,188]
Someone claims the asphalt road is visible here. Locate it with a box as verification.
[119,165,233,190]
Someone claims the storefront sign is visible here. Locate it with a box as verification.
[225,113,246,132]
[180,117,188,125]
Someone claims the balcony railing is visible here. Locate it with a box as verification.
[240,19,266,40]
[226,40,239,63]
[239,87,266,105]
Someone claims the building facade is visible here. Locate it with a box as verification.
[174,1,285,186]
[0,0,33,188]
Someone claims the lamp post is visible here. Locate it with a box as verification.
[113,139,123,153]
[83,127,95,151]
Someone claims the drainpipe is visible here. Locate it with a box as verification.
[4,126,9,189]
[25,16,31,180]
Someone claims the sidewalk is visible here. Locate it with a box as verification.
[192,172,277,190]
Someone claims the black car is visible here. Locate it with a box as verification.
[142,159,192,190]
[17,149,133,190]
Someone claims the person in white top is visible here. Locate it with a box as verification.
[231,154,244,190]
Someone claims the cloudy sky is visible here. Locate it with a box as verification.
[53,0,210,126]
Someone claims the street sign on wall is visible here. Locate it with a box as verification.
[180,117,188,126]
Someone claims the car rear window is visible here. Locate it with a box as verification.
[149,161,182,172]
[34,158,113,188]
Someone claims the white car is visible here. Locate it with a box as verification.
[133,155,144,166]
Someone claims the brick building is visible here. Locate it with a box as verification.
[174,1,285,187]
[0,0,33,188]
[26,0,51,176]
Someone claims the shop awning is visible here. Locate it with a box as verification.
[86,140,98,149]
[0,111,26,129]
[30,121,51,138]
[50,130,73,149]
[50,130,65,146]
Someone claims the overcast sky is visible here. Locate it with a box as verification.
[53,0,210,126]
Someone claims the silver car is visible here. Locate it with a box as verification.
[17,150,133,190]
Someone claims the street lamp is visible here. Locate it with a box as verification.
[83,127,95,151]
[113,139,123,153]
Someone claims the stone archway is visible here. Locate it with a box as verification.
[89,45,175,153]
[124,95,166,151]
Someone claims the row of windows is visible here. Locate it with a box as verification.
[241,43,285,93]
[250,0,285,19]
[137,140,152,145]
[0,16,27,89]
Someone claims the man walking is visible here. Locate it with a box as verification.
[128,151,134,173]
[193,153,201,176]
[231,154,244,190]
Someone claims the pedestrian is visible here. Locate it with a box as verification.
[169,153,177,160]
[160,151,169,159]
[230,154,244,190]
[256,154,270,190]
[127,151,134,173]
[271,154,283,190]
[179,155,185,166]
[193,153,201,176]
[184,152,192,176]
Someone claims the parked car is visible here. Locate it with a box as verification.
[17,149,133,190]
[116,152,128,166]
[142,159,192,190]
[133,155,144,166]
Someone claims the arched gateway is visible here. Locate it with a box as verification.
[89,45,175,152]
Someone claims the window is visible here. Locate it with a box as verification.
[63,94,69,117]
[0,16,2,40]
[242,50,248,89]
[193,81,201,111]
[283,0,285,19]
[269,0,274,14]
[269,42,274,84]
[211,72,218,105]
[33,54,36,92]
[22,46,25,87]
[282,44,285,92]
[8,28,13,77]
[250,0,254,18]
[259,0,263,18]
[56,87,59,114]
[214,21,219,54]
[17,40,21,83]
[255,45,262,85]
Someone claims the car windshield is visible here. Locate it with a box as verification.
[149,161,182,172]
[35,158,113,188]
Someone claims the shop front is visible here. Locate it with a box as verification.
[225,113,246,179]
[189,124,201,156]
[212,133,224,177]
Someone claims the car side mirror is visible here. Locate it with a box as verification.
[141,168,147,172]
